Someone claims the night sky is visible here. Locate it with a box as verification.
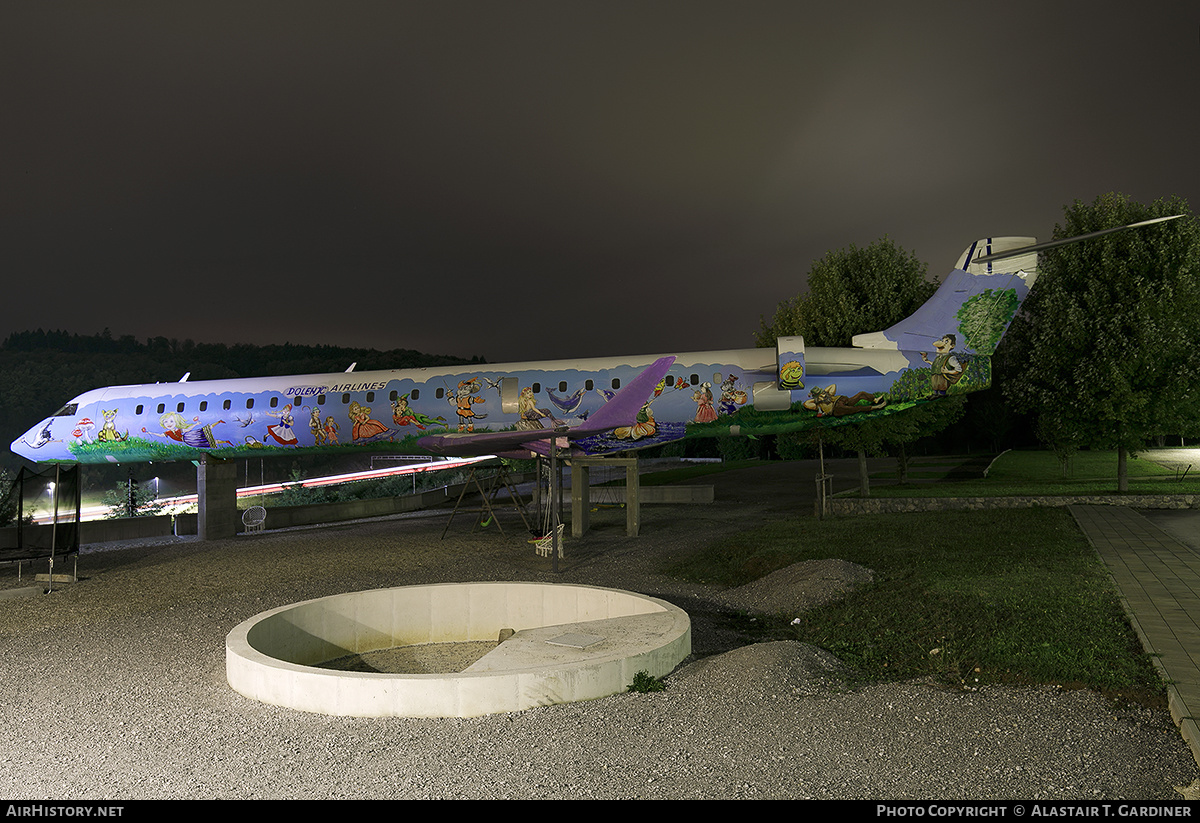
[4,2,1198,366]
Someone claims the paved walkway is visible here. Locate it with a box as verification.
[1070,504,1200,769]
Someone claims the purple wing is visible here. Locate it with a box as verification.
[569,356,674,435]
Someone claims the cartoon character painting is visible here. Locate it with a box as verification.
[348,401,390,441]
[516,386,554,431]
[779,360,805,391]
[391,394,446,430]
[716,374,748,416]
[264,403,298,446]
[692,383,718,424]
[803,386,887,418]
[144,412,232,448]
[921,334,964,398]
[309,407,325,446]
[614,402,657,441]
[323,416,340,444]
[450,378,487,432]
[96,409,127,442]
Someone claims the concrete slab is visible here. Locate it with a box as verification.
[226,582,691,718]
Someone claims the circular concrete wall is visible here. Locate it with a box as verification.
[226,582,691,717]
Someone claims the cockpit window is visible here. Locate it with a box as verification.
[53,404,78,417]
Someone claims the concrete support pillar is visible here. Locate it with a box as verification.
[570,457,639,538]
[197,455,238,540]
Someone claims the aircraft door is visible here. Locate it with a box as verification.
[499,377,519,414]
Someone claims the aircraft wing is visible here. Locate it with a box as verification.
[417,356,676,457]
[415,426,567,457]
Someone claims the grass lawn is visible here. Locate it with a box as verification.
[657,450,1185,705]
[863,449,1200,497]
[668,506,1163,702]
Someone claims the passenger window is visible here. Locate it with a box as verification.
[411,389,420,400]
[611,378,621,390]
[222,400,231,411]
[199,401,207,412]
[135,405,144,416]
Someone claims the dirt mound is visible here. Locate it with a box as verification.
[717,558,874,616]
[670,640,847,697]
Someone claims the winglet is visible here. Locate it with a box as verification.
[570,356,676,437]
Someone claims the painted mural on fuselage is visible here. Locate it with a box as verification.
[18,222,1188,468]
[15,231,1063,466]
[11,341,984,466]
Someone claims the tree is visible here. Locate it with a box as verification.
[0,469,19,527]
[757,236,934,347]
[1003,193,1200,491]
[812,395,965,493]
[760,237,940,494]
[102,469,163,519]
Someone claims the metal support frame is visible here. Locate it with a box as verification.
[815,432,833,519]
[441,463,532,539]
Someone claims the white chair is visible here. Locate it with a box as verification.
[242,505,267,534]
[534,523,564,558]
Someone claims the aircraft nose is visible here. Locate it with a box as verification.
[10,419,54,461]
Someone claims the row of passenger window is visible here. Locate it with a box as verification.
[126,373,707,416]
[132,389,421,417]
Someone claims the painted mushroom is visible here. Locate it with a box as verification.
[73,418,95,442]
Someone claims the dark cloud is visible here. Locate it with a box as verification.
[3,1,1197,364]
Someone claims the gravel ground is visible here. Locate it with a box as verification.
[2,460,1199,801]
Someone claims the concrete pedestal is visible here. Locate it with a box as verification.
[197,455,238,540]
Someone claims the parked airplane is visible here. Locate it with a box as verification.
[9,219,1180,467]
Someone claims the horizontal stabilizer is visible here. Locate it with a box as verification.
[971,215,1184,264]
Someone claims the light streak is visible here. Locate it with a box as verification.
[31,455,495,524]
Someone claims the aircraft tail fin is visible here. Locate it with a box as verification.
[850,217,1185,356]
[851,236,1038,356]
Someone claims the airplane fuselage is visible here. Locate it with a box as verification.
[11,234,1052,466]
[9,342,947,465]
